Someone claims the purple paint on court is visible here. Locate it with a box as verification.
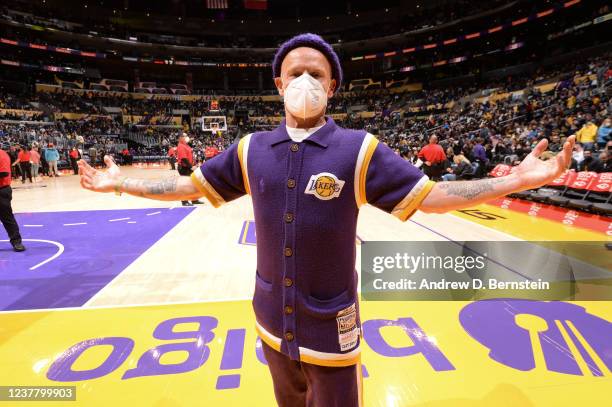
[238,220,257,246]
[0,208,194,311]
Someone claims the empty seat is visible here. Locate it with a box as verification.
[514,190,534,200]
[567,199,592,211]
[592,203,612,216]
[548,195,570,206]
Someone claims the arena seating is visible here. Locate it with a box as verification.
[1,53,610,220]
[493,165,612,216]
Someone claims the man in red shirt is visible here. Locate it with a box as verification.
[176,133,202,206]
[69,147,80,175]
[12,145,33,183]
[204,145,220,159]
[121,148,132,166]
[418,135,447,180]
[0,148,26,251]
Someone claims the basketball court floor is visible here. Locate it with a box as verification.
[1,168,610,406]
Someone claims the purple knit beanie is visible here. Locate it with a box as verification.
[272,33,342,94]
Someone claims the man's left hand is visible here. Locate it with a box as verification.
[512,135,575,190]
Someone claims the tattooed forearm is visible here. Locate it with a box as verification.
[437,178,506,200]
[119,176,200,201]
[144,177,178,195]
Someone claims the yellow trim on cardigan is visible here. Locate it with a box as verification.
[358,137,379,206]
[255,324,361,367]
[237,136,251,195]
[190,172,222,208]
[299,351,362,368]
[393,179,436,221]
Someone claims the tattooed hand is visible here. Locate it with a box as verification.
[421,136,576,213]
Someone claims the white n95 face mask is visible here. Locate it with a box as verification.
[283,73,328,120]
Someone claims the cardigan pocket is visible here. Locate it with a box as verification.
[255,270,273,293]
[299,289,353,320]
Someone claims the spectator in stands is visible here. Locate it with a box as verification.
[472,137,488,177]
[403,147,420,166]
[577,149,603,172]
[597,117,611,150]
[490,136,507,162]
[417,134,447,180]
[45,143,60,177]
[30,145,41,182]
[89,146,98,168]
[548,134,563,153]
[12,145,32,183]
[575,117,598,151]
[598,149,611,172]
[40,144,49,177]
[121,147,132,166]
[442,154,474,181]
[69,147,80,175]
[571,142,585,170]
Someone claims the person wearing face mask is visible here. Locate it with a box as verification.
[77,33,575,407]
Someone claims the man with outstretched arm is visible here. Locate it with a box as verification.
[78,33,574,407]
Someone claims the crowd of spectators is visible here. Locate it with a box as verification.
[1,55,611,188]
[345,60,611,180]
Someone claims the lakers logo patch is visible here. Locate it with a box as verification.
[305,172,345,200]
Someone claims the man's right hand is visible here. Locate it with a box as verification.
[78,155,204,201]
[78,155,121,193]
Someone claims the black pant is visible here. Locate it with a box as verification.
[423,161,446,181]
[11,163,20,179]
[0,186,22,245]
[19,162,32,183]
[178,165,192,177]
[261,342,360,407]
[178,165,194,204]
[70,158,79,174]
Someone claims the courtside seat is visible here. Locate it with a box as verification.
[567,199,592,211]
[530,188,561,203]
[514,190,534,200]
[548,195,570,206]
[587,192,610,203]
[592,203,612,216]
[564,190,586,200]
